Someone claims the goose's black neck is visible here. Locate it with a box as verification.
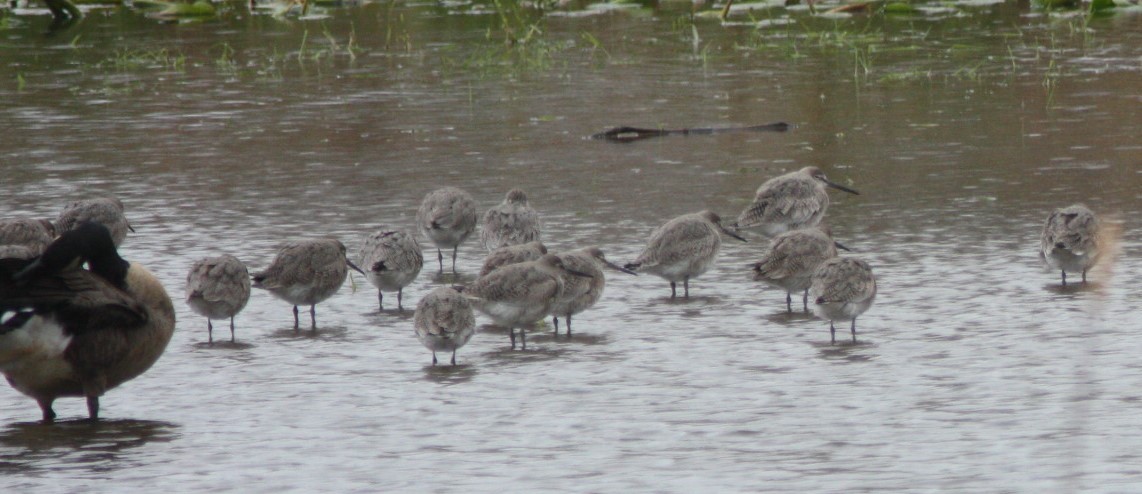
[27,222,129,289]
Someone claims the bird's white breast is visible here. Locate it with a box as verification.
[0,314,75,392]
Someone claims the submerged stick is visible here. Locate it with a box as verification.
[590,122,790,143]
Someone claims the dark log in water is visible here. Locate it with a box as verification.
[590,122,791,143]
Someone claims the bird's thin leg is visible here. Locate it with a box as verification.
[1061,270,1067,286]
[830,321,836,345]
[451,247,459,275]
[566,314,572,336]
[451,350,457,366]
[437,249,445,273]
[397,288,403,311]
[509,328,516,349]
[208,320,214,345]
[432,352,438,366]
[1082,269,1087,284]
[86,396,100,421]
[230,317,236,343]
[670,282,677,298]
[552,316,560,335]
[293,305,300,331]
[851,318,857,342]
[802,289,809,313]
[785,292,792,313]
[309,305,317,330]
[378,292,384,310]
[38,399,56,424]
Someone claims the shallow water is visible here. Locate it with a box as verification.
[2,0,1141,491]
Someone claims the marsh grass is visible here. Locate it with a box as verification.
[99,47,187,71]
[735,7,1099,106]
[437,0,581,79]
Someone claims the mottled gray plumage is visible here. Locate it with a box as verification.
[1039,204,1100,286]
[414,287,476,366]
[0,218,55,255]
[0,223,175,422]
[481,189,541,251]
[732,166,859,237]
[479,241,547,277]
[417,187,478,274]
[252,238,361,330]
[186,255,251,344]
[624,210,746,298]
[809,257,877,344]
[56,197,133,247]
[0,245,39,259]
[463,254,590,349]
[550,247,636,336]
[752,227,838,313]
[359,227,423,310]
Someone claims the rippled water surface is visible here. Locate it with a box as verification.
[2,0,1141,491]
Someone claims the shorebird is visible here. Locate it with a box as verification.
[550,247,636,336]
[0,222,175,422]
[624,210,746,298]
[413,286,476,366]
[751,227,839,313]
[0,218,55,255]
[462,254,591,349]
[55,197,135,247]
[252,238,363,330]
[359,227,423,310]
[731,166,859,237]
[481,189,541,251]
[1040,204,1100,286]
[809,257,877,344]
[416,187,478,274]
[186,255,251,344]
[479,241,547,277]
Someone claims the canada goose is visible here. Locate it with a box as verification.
[0,222,175,423]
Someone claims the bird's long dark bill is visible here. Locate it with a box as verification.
[834,240,853,252]
[604,260,638,276]
[566,268,594,278]
[720,226,748,242]
[825,180,860,195]
[347,260,366,275]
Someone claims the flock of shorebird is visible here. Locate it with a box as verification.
[0,168,1104,422]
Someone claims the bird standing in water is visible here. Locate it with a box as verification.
[731,166,859,237]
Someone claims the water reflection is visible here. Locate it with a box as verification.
[421,364,478,386]
[189,340,258,351]
[266,326,354,341]
[0,420,178,475]
[814,341,878,363]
